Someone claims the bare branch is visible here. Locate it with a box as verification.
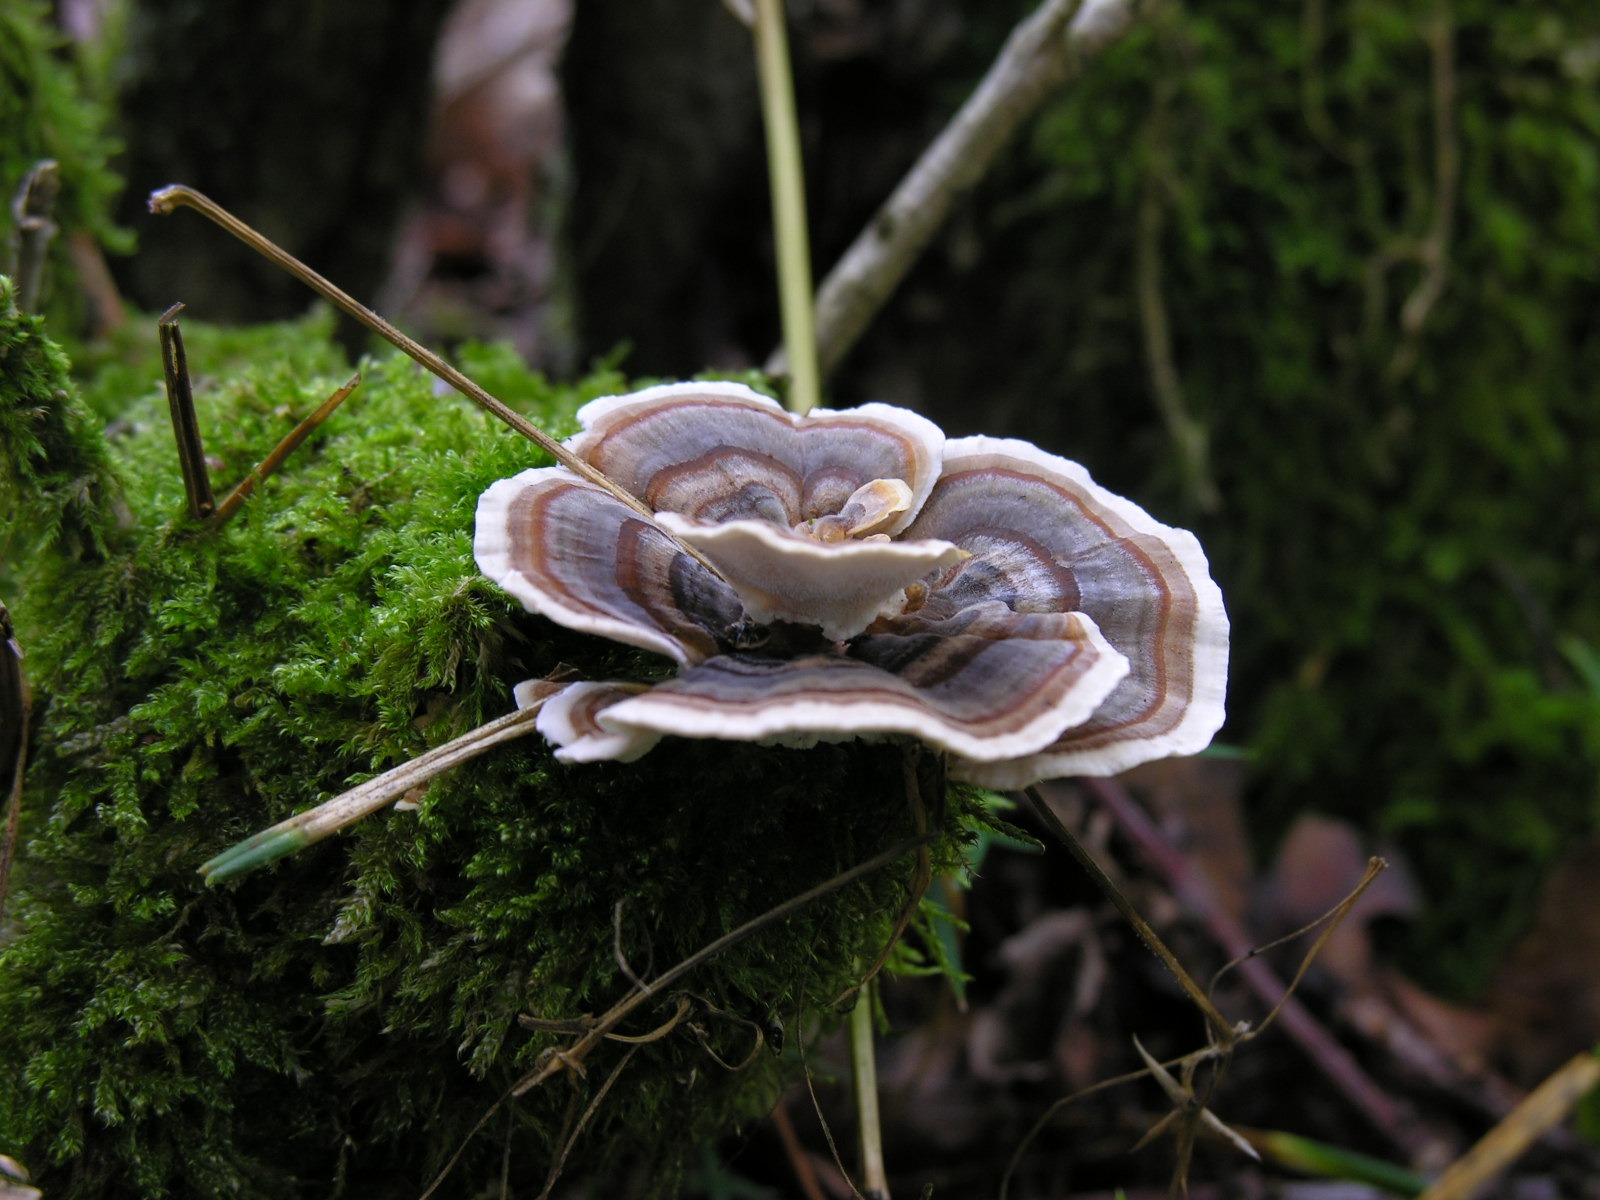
[768,0,1146,379]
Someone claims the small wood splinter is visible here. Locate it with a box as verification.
[157,302,359,529]
[157,303,215,521]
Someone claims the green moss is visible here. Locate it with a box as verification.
[0,310,964,1197]
[934,0,1600,996]
[0,275,125,566]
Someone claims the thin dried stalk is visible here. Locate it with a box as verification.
[199,693,557,881]
[850,982,890,1199]
[208,373,361,529]
[1023,785,1235,1044]
[1417,1052,1600,1200]
[1081,776,1425,1157]
[148,186,726,578]
[422,834,933,1198]
[157,305,216,521]
[751,0,821,414]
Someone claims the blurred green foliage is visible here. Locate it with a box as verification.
[943,0,1600,995]
[0,0,130,328]
[0,276,125,565]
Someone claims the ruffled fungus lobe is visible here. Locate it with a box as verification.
[475,383,1227,786]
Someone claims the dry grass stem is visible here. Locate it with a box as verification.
[208,373,362,529]
[1023,785,1236,1044]
[1417,1051,1600,1200]
[147,186,727,579]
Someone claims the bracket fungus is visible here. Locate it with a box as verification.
[475,382,1227,788]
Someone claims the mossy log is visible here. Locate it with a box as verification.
[0,294,967,1197]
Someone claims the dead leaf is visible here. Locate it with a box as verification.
[1489,836,1600,1083]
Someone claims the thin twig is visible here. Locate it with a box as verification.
[510,832,935,1097]
[770,1097,829,1200]
[425,840,930,1197]
[768,0,1145,379]
[997,837,1399,1196]
[1417,1052,1600,1200]
[798,1009,868,1200]
[1135,107,1221,513]
[157,305,217,521]
[499,1101,516,1200]
[1080,776,1428,1158]
[836,749,936,1002]
[1233,858,1387,1035]
[612,900,654,996]
[208,373,361,529]
[151,186,726,578]
[1386,0,1457,381]
[1299,0,1363,163]
[751,0,821,414]
[537,1044,642,1199]
[1022,785,1236,1045]
[1000,1054,1208,1199]
[146,187,675,530]
[681,992,767,1070]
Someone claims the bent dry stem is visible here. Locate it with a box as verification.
[200,699,551,882]
[146,185,725,577]
[146,187,570,467]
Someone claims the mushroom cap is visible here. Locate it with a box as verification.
[907,437,1229,782]
[474,387,1227,785]
[570,381,945,534]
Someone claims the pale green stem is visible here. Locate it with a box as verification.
[850,978,890,1199]
[751,0,821,414]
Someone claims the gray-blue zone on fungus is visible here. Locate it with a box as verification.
[472,381,1228,788]
[200,378,1227,882]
